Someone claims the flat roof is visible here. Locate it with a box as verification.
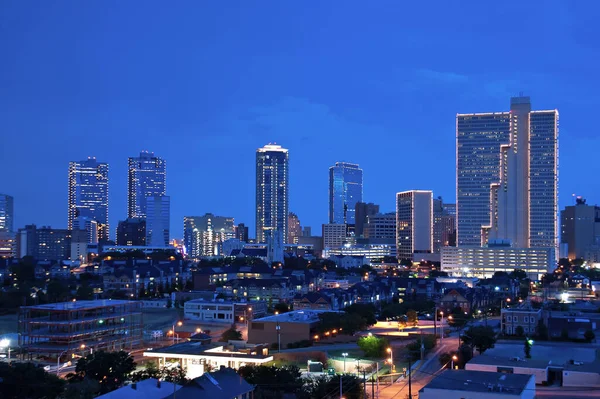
[144,341,272,360]
[21,300,138,311]
[423,370,532,394]
[253,310,339,324]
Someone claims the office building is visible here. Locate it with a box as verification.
[116,218,146,246]
[68,158,109,241]
[323,244,396,264]
[248,310,327,347]
[184,214,235,257]
[433,198,444,253]
[287,212,301,244]
[127,151,166,219]
[457,97,558,252]
[355,202,380,238]
[0,231,16,258]
[322,223,347,249]
[146,195,170,247]
[441,243,553,280]
[364,212,396,244]
[302,226,312,237]
[18,300,143,358]
[72,216,98,244]
[329,162,363,224]
[441,210,457,247]
[396,190,433,260]
[17,225,72,261]
[0,194,14,232]
[560,197,600,260]
[234,223,249,242]
[256,144,289,244]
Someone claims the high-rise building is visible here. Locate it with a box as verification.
[441,205,457,247]
[329,162,363,225]
[287,212,301,244]
[0,232,16,258]
[0,194,14,232]
[256,144,289,244]
[235,223,249,242]
[322,223,347,249]
[17,225,71,261]
[560,197,600,260]
[127,151,166,219]
[355,202,380,238]
[68,158,109,241]
[184,214,235,257]
[302,226,312,237]
[432,198,444,254]
[365,212,396,244]
[457,97,558,253]
[72,216,98,244]
[116,218,147,246]
[146,196,170,247]
[396,190,433,260]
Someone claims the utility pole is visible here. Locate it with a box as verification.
[433,306,437,337]
[408,357,412,399]
[363,370,367,398]
[339,374,343,399]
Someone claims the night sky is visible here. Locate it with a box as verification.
[1,1,599,239]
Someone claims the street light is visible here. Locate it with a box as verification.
[0,339,10,364]
[80,344,93,355]
[451,355,458,370]
[56,349,69,375]
[386,347,394,384]
[439,312,444,340]
[172,321,183,344]
[342,352,348,372]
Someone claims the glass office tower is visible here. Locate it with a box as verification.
[128,151,166,218]
[329,162,363,225]
[68,158,109,241]
[256,144,289,244]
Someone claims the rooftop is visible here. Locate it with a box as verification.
[422,370,532,395]
[144,340,272,360]
[164,367,253,399]
[96,378,181,399]
[21,299,138,311]
[253,309,338,324]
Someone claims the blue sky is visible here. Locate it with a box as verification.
[1,1,599,239]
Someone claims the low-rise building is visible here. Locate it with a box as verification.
[168,366,254,399]
[419,370,535,399]
[183,299,267,323]
[96,379,181,399]
[501,305,542,336]
[248,310,332,348]
[143,341,272,380]
[293,292,334,311]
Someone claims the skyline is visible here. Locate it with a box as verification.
[2,1,599,238]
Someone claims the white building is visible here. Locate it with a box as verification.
[323,244,396,264]
[328,254,366,269]
[441,243,554,280]
[184,299,237,323]
[419,370,535,399]
[396,190,433,260]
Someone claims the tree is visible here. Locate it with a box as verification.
[492,271,509,278]
[220,325,242,342]
[274,302,290,314]
[67,350,136,394]
[344,303,377,326]
[448,307,469,328]
[561,328,569,340]
[166,298,172,308]
[406,310,418,326]
[537,320,549,340]
[0,362,65,399]
[515,325,524,337]
[238,365,303,399]
[357,335,388,358]
[462,326,496,354]
[584,329,596,342]
[62,378,101,399]
[429,270,448,278]
[46,279,70,302]
[510,269,528,280]
[304,374,365,399]
[76,283,94,300]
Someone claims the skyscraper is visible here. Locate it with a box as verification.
[256,144,289,244]
[287,212,301,244]
[560,197,600,260]
[329,162,363,224]
[396,190,433,260]
[0,194,14,232]
[146,195,170,247]
[235,223,249,242]
[355,202,380,238]
[457,97,558,252]
[68,158,109,241]
[117,218,147,246]
[128,151,166,218]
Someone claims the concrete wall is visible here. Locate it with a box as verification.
[563,369,600,388]
[465,363,547,385]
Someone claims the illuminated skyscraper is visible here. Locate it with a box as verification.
[329,162,363,224]
[68,158,109,241]
[184,214,235,257]
[287,212,301,244]
[256,144,289,244]
[0,194,14,232]
[396,190,433,260]
[457,97,558,254]
[128,151,166,218]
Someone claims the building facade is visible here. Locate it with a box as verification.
[68,158,109,241]
[365,212,396,244]
[235,223,249,242]
[256,144,289,244]
[560,197,600,260]
[396,190,433,260]
[17,225,72,261]
[116,218,146,246]
[355,202,379,238]
[127,151,166,219]
[0,194,14,233]
[146,195,170,247]
[184,214,235,257]
[287,212,301,244]
[441,244,554,280]
[329,162,363,225]
[457,97,558,254]
[322,223,347,249]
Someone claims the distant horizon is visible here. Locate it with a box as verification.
[2,1,598,239]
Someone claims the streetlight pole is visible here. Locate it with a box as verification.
[440,311,444,340]
[56,349,68,375]
[451,355,457,370]
[276,321,281,353]
[342,353,348,372]
[172,321,182,345]
[387,347,394,384]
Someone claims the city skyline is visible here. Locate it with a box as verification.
[2,2,599,238]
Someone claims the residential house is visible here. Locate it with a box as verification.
[501,305,543,336]
[165,367,254,399]
[293,292,334,311]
